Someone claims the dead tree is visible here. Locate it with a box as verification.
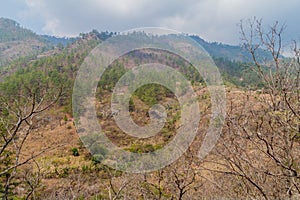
[211,18,300,199]
[0,80,62,199]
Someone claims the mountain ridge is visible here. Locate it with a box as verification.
[0,18,75,67]
[0,17,269,67]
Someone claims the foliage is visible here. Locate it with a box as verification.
[71,148,80,156]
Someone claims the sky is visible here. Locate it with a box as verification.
[1,0,300,45]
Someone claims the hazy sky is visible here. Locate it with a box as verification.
[1,0,300,44]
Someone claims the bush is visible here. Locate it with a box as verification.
[71,147,79,156]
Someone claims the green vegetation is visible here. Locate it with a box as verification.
[214,57,264,88]
[1,18,298,199]
[125,143,162,153]
[0,18,38,42]
[71,148,80,156]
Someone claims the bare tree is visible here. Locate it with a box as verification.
[21,160,42,200]
[139,170,166,200]
[100,166,134,200]
[210,18,300,199]
[163,150,203,200]
[0,81,62,199]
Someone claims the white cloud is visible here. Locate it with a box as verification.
[11,0,300,43]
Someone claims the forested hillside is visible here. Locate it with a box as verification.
[0,18,76,67]
[0,19,298,199]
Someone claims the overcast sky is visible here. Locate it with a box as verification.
[1,0,300,45]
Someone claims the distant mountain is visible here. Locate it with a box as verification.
[190,35,272,62]
[0,17,275,73]
[0,18,77,67]
[41,35,77,46]
[0,18,39,42]
[0,18,48,65]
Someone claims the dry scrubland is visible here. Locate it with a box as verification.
[0,18,299,199]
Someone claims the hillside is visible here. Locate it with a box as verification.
[190,35,272,62]
[0,17,277,72]
[0,18,75,67]
[0,18,47,65]
[1,18,298,200]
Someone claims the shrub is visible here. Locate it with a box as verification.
[71,147,79,156]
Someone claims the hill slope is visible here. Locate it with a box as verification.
[190,35,272,62]
[0,18,49,65]
[0,18,76,67]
